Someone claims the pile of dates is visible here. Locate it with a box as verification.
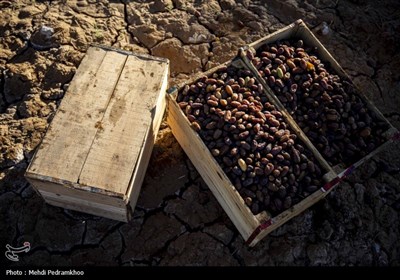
[249,39,388,166]
[177,66,325,215]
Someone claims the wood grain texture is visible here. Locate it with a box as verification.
[40,190,128,222]
[126,69,169,210]
[28,48,127,183]
[78,56,168,194]
[25,176,126,207]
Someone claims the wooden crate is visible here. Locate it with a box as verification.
[166,59,337,247]
[25,46,169,222]
[167,20,399,246]
[240,19,398,173]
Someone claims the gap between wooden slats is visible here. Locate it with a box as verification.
[78,55,167,194]
[28,48,127,183]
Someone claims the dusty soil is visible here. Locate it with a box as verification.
[1,0,400,266]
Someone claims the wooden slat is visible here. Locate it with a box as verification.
[40,190,128,222]
[126,70,169,210]
[78,56,169,194]
[26,176,126,208]
[28,48,127,184]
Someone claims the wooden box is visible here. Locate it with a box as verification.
[167,60,337,247]
[167,20,398,246]
[25,46,169,222]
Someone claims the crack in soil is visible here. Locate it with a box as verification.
[201,230,241,265]
[132,206,165,237]
[147,229,186,262]
[111,29,121,46]
[122,258,152,266]
[347,71,370,79]
[21,220,125,259]
[333,0,345,27]
[69,5,113,19]
[115,228,126,266]
[80,221,87,245]
[370,75,386,102]
[11,181,30,198]
[97,222,124,245]
[226,232,246,266]
[267,12,286,26]
[120,0,151,53]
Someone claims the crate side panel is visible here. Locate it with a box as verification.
[27,48,127,184]
[40,190,128,222]
[26,176,126,208]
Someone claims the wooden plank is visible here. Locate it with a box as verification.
[167,94,259,239]
[26,176,126,208]
[78,56,168,194]
[39,190,127,222]
[27,48,127,184]
[126,69,169,211]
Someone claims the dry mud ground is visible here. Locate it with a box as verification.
[1,0,400,266]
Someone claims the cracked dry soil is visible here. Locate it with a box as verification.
[1,0,400,266]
